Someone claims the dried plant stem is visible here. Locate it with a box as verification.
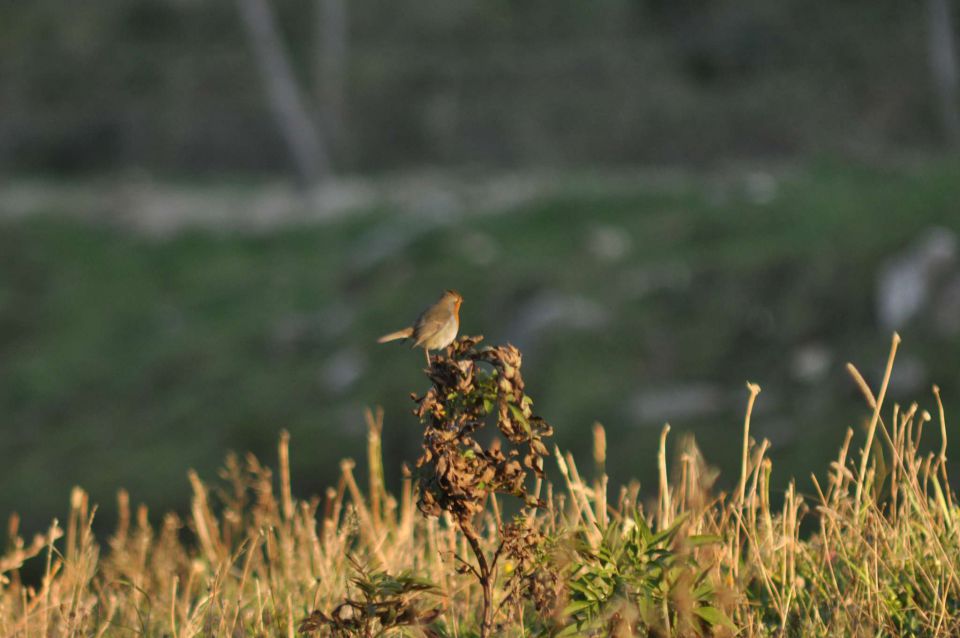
[854,333,900,509]
[461,520,496,638]
[565,452,599,533]
[364,407,385,531]
[737,382,762,507]
[592,423,608,528]
[934,384,948,466]
[658,423,671,528]
[279,430,294,522]
[169,576,178,638]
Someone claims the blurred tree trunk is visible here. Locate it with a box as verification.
[316,0,348,162]
[927,0,960,147]
[237,0,330,187]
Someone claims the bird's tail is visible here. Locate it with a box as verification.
[377,327,414,343]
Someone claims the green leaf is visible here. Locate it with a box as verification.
[508,402,531,433]
[567,580,599,599]
[561,599,595,616]
[692,582,714,602]
[688,534,722,547]
[555,622,587,638]
[693,606,737,631]
[649,512,689,547]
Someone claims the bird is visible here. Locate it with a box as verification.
[378,290,463,366]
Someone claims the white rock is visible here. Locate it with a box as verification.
[744,171,778,205]
[790,343,832,383]
[876,227,957,331]
[321,348,366,394]
[587,224,632,262]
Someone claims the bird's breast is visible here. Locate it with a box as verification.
[421,317,459,350]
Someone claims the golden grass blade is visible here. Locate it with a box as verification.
[854,333,900,508]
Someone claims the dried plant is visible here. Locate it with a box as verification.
[412,335,553,637]
[499,517,565,626]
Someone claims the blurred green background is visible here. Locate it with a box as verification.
[1,1,960,532]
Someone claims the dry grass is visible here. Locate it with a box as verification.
[3,334,960,636]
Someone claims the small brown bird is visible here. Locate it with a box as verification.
[378,290,463,365]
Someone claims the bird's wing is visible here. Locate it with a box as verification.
[412,311,450,348]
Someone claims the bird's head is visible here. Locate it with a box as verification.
[444,289,463,312]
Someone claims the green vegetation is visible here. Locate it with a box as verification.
[2,160,960,533]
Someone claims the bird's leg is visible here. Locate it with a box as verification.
[424,348,432,367]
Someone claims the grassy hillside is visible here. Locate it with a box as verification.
[2,159,960,533]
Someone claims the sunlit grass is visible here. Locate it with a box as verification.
[2,334,959,636]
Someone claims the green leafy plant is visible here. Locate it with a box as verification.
[299,558,442,638]
[559,512,734,637]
